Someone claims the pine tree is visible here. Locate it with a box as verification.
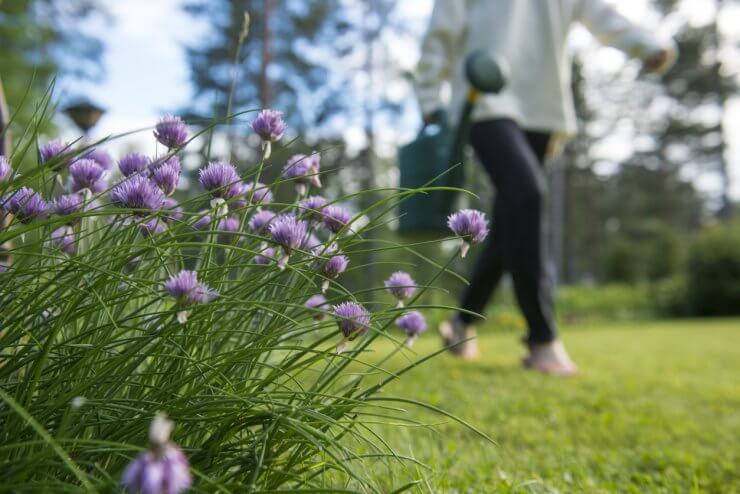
[0,0,104,136]
[183,0,345,132]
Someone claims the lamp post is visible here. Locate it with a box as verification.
[64,100,105,136]
[0,76,9,156]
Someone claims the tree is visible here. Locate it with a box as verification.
[183,0,345,133]
[555,0,739,283]
[0,0,104,135]
[653,0,737,218]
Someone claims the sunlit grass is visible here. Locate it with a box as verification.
[360,318,740,492]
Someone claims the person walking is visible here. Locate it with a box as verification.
[416,0,676,375]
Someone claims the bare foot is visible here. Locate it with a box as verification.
[438,316,479,360]
[523,340,577,376]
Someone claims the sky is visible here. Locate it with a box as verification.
[59,0,740,199]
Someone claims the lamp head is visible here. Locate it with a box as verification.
[64,100,105,133]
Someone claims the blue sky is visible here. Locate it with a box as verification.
[58,0,740,199]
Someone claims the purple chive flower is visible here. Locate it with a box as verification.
[302,233,322,250]
[283,155,310,177]
[162,198,184,223]
[333,301,371,341]
[69,159,105,191]
[0,156,11,182]
[305,294,329,320]
[52,193,84,217]
[242,181,273,206]
[121,414,191,494]
[82,148,113,170]
[93,180,110,194]
[282,153,321,194]
[118,153,151,177]
[164,270,218,307]
[269,215,306,252]
[321,254,349,292]
[253,246,275,266]
[251,109,287,142]
[247,209,276,233]
[110,175,165,214]
[323,205,351,233]
[154,115,188,149]
[299,195,327,222]
[385,271,416,306]
[2,187,48,223]
[396,311,427,346]
[151,157,180,196]
[199,162,242,199]
[306,153,321,187]
[192,210,212,230]
[39,140,71,168]
[269,215,307,269]
[311,243,346,291]
[51,226,76,256]
[218,216,241,243]
[139,218,166,238]
[447,209,489,258]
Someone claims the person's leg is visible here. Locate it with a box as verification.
[458,128,551,324]
[441,121,510,358]
[443,119,575,372]
[517,129,577,375]
[511,129,557,345]
[458,192,506,324]
[457,119,555,344]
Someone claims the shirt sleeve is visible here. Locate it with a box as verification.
[576,0,677,73]
[415,0,469,116]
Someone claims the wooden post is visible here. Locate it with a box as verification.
[0,75,9,157]
[0,75,12,270]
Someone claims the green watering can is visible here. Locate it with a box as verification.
[398,50,508,234]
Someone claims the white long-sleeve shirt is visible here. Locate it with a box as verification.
[416,0,676,134]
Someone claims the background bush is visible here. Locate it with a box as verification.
[685,221,740,316]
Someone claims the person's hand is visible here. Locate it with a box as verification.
[422,113,440,125]
[422,108,445,126]
[642,49,670,73]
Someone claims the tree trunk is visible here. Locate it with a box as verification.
[260,0,273,109]
[713,0,732,219]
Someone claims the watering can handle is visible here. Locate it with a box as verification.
[418,109,449,138]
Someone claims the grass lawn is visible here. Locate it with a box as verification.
[359,318,740,493]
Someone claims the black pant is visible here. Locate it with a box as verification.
[459,119,556,344]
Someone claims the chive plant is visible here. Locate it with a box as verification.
[0,106,491,492]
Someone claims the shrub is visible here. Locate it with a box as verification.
[651,275,690,317]
[686,222,740,316]
[603,225,682,283]
[0,112,489,491]
[556,283,655,322]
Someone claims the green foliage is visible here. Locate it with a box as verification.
[459,283,656,330]
[0,0,104,134]
[0,108,484,490]
[602,224,683,284]
[651,274,690,317]
[558,0,737,283]
[603,238,643,283]
[557,283,655,322]
[686,222,740,316]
